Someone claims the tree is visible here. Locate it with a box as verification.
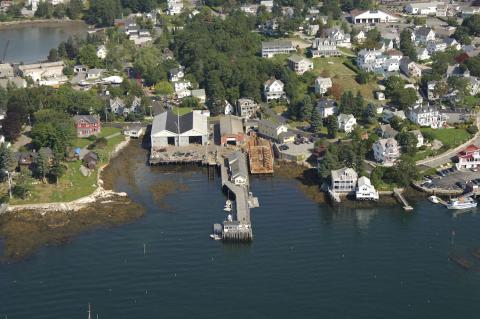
[49,158,66,185]
[48,48,59,62]
[67,0,83,19]
[53,3,67,18]
[12,172,32,199]
[30,110,76,154]
[397,131,418,155]
[3,111,23,141]
[390,87,418,110]
[300,95,314,121]
[0,143,17,175]
[384,76,405,98]
[154,81,174,95]
[86,0,122,26]
[328,82,343,100]
[325,115,338,138]
[462,14,480,36]
[400,29,417,61]
[78,44,100,68]
[390,116,404,131]
[393,155,419,187]
[35,148,51,183]
[433,81,449,98]
[453,26,472,45]
[35,1,53,18]
[310,108,322,133]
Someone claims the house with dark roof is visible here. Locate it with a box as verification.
[73,115,101,138]
[218,115,245,146]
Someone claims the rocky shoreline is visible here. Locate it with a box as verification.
[0,19,87,30]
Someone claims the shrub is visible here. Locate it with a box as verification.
[467,125,478,135]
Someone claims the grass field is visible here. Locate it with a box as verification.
[312,57,377,101]
[171,106,193,116]
[72,127,122,148]
[420,128,473,149]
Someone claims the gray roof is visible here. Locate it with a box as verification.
[316,98,336,109]
[73,115,99,124]
[262,40,294,50]
[288,54,308,63]
[220,115,244,135]
[151,110,208,135]
[415,27,433,37]
[228,151,248,181]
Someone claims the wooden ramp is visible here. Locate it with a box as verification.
[394,188,413,211]
[247,137,274,174]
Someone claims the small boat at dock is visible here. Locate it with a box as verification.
[223,200,232,212]
[429,195,439,204]
[210,223,223,240]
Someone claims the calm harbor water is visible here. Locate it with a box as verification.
[0,22,87,63]
[1,146,480,318]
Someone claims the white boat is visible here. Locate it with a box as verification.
[447,197,477,210]
[429,195,439,204]
[223,200,232,212]
[209,234,222,240]
[227,214,233,222]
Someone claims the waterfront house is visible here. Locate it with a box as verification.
[338,114,357,133]
[350,9,399,24]
[261,40,296,58]
[356,176,379,200]
[316,98,337,118]
[227,151,249,186]
[150,110,208,148]
[237,98,259,119]
[258,120,289,143]
[407,104,447,128]
[0,63,13,78]
[219,115,245,146]
[331,167,358,193]
[455,144,480,170]
[287,55,314,75]
[123,124,145,138]
[18,61,66,85]
[73,115,101,138]
[263,77,286,101]
[314,77,332,95]
[373,138,400,165]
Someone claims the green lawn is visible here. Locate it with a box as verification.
[98,126,121,138]
[420,128,473,149]
[171,106,193,116]
[312,57,377,101]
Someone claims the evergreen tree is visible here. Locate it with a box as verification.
[0,143,17,175]
[325,114,338,138]
[49,158,66,185]
[310,108,322,133]
[300,95,314,121]
[35,148,51,183]
[400,29,417,61]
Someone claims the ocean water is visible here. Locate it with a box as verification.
[1,153,480,318]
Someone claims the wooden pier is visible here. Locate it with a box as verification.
[394,188,413,211]
[247,137,274,174]
[219,163,257,242]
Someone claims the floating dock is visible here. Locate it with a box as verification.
[247,137,274,174]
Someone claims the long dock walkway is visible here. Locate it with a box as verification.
[220,164,255,241]
[394,188,413,211]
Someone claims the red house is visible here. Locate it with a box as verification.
[73,115,101,138]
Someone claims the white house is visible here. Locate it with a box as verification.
[316,99,337,118]
[174,81,191,93]
[169,66,185,82]
[411,130,424,148]
[354,30,366,43]
[414,27,436,44]
[407,104,447,128]
[331,167,358,193]
[325,28,351,48]
[86,68,105,80]
[227,151,249,186]
[351,9,399,24]
[311,37,342,57]
[416,47,431,61]
[96,45,107,60]
[455,145,480,170]
[356,176,379,200]
[288,55,314,75]
[356,49,398,73]
[237,98,259,119]
[224,100,234,115]
[404,2,443,15]
[338,113,357,133]
[400,57,422,78]
[427,40,447,54]
[18,61,65,84]
[258,120,289,142]
[167,0,183,15]
[382,107,406,122]
[373,138,401,165]
[314,77,332,95]
[264,78,286,101]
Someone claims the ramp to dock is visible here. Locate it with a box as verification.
[394,188,413,211]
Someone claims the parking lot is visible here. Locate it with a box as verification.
[422,168,480,191]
